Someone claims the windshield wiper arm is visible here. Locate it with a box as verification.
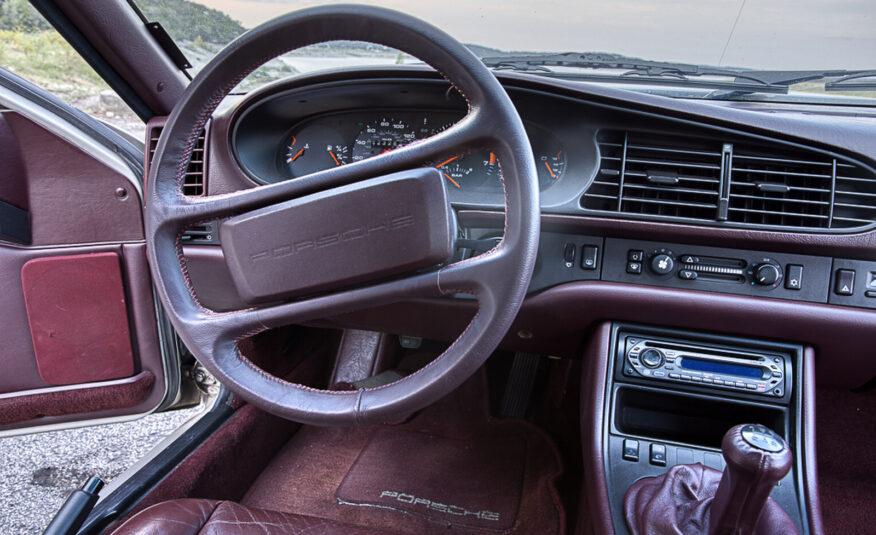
[825,70,876,92]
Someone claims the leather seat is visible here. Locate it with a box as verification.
[111,498,396,534]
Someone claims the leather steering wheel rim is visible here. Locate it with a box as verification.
[146,4,540,426]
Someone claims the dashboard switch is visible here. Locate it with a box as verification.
[835,269,856,296]
[563,243,575,268]
[581,245,598,270]
[628,250,643,262]
[623,439,640,462]
[627,262,642,274]
[785,265,803,290]
[650,443,667,466]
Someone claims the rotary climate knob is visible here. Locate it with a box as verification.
[754,263,781,286]
[650,254,675,275]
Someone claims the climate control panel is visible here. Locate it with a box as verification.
[604,238,832,303]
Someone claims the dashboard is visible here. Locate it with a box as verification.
[181,67,876,386]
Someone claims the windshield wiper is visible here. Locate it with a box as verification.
[482,52,871,95]
[825,70,876,92]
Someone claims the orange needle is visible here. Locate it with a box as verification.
[329,151,341,166]
[489,152,497,165]
[443,172,461,188]
[288,148,304,163]
[544,161,556,179]
[435,155,460,168]
[380,148,392,155]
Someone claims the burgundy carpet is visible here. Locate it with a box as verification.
[816,386,876,535]
[243,371,564,534]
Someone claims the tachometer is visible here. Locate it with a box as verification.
[351,117,417,162]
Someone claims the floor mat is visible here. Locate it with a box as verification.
[337,429,526,531]
[242,371,564,534]
[816,386,876,535]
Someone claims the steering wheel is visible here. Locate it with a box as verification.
[146,5,540,426]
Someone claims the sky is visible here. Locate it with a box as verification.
[194,0,876,70]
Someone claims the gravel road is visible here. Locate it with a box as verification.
[0,406,203,534]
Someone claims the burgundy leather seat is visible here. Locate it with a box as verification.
[111,498,396,534]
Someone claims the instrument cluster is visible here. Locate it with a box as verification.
[275,110,567,193]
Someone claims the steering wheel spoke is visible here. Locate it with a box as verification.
[198,270,444,346]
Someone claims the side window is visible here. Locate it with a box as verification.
[0,0,145,139]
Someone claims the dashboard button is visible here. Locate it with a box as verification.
[623,439,640,462]
[563,243,576,268]
[669,373,680,379]
[679,270,698,280]
[628,250,643,262]
[650,444,667,466]
[785,264,803,290]
[581,245,598,270]
[835,269,856,295]
[627,262,642,274]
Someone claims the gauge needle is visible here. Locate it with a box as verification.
[543,161,557,179]
[443,172,461,188]
[288,148,305,163]
[329,151,342,166]
[436,155,459,168]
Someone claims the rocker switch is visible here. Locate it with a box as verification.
[563,243,576,268]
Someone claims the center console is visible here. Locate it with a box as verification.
[581,322,820,535]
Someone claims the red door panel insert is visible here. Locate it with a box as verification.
[21,252,135,385]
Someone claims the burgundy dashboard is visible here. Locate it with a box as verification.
[165,67,876,388]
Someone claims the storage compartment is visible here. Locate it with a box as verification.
[614,385,786,449]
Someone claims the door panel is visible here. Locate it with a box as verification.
[0,110,170,433]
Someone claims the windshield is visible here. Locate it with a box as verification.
[134,0,876,105]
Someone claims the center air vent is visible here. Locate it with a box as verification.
[583,129,876,231]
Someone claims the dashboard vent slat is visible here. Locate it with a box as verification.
[144,120,207,197]
[584,129,876,231]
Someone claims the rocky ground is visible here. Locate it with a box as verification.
[0,406,202,534]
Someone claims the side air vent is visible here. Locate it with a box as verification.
[144,120,207,196]
[583,130,721,222]
[584,129,876,231]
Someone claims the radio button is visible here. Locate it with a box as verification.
[692,377,703,383]
[736,381,746,388]
[702,378,713,384]
[669,373,680,379]
[746,384,757,390]
[653,371,666,377]
[680,375,691,381]
[713,379,723,385]
[772,371,782,378]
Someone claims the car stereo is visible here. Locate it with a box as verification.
[622,336,787,398]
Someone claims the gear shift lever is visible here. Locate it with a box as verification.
[709,424,793,534]
[624,424,798,535]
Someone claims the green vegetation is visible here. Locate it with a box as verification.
[136,0,245,45]
[0,0,49,32]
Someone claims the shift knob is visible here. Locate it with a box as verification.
[708,424,793,535]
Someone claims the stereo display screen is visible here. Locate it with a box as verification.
[679,357,763,379]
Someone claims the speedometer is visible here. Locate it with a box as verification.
[351,117,417,162]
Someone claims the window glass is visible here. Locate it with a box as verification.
[0,0,145,139]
